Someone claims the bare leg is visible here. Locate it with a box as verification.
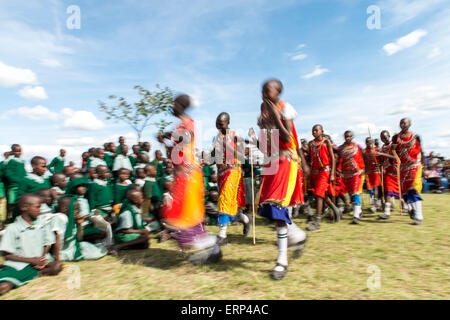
[0,282,13,295]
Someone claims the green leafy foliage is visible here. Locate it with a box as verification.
[98,85,174,141]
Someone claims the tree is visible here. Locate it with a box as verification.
[98,85,174,142]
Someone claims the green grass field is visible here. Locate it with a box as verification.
[1,193,449,300]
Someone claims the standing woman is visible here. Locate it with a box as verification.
[252,79,308,280]
[158,95,222,265]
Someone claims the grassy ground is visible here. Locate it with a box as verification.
[1,193,449,300]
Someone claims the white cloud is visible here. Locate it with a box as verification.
[383,29,428,56]
[291,53,307,61]
[377,0,445,26]
[297,44,306,49]
[56,136,96,146]
[18,86,48,100]
[427,47,442,59]
[0,61,38,87]
[302,65,329,79]
[1,106,59,121]
[40,58,62,68]
[60,108,105,131]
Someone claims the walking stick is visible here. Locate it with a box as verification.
[250,150,256,245]
[392,150,402,215]
[380,165,385,207]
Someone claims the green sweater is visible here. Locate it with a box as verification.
[143,178,163,202]
[48,156,65,174]
[88,179,114,209]
[113,181,132,205]
[18,173,51,196]
[4,157,27,188]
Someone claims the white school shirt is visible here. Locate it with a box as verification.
[113,155,133,172]
[0,216,55,270]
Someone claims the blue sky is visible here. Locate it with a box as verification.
[0,0,449,166]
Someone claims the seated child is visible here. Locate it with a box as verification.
[143,165,163,219]
[53,196,108,261]
[67,177,107,244]
[86,167,98,183]
[113,168,133,205]
[88,165,115,221]
[111,190,150,252]
[134,168,146,188]
[50,173,67,197]
[0,194,62,295]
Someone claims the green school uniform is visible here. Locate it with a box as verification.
[113,181,132,205]
[113,155,133,172]
[143,177,163,202]
[48,156,65,174]
[88,157,107,169]
[59,197,107,261]
[103,152,115,169]
[129,155,138,168]
[4,157,27,204]
[115,202,144,244]
[150,160,165,179]
[0,161,6,199]
[88,179,114,210]
[158,174,174,190]
[19,173,51,195]
[0,216,55,287]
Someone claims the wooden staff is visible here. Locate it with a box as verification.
[250,149,256,245]
[392,149,402,214]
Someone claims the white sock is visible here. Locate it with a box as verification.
[353,205,361,219]
[384,202,391,216]
[412,201,423,221]
[239,213,249,224]
[376,199,382,208]
[276,226,288,266]
[287,222,306,247]
[218,224,228,239]
[370,196,375,205]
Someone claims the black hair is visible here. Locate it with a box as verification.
[31,156,46,166]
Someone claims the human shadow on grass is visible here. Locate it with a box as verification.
[224,233,265,246]
[203,256,263,272]
[118,248,186,270]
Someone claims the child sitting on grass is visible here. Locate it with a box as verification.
[54,196,108,261]
[111,190,150,253]
[0,194,62,295]
[113,168,133,206]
